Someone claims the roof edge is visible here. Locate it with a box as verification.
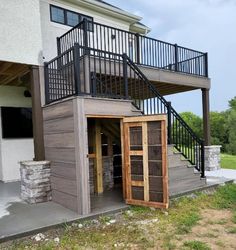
[70,0,143,23]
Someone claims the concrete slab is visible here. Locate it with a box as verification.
[0,182,127,242]
[206,169,236,183]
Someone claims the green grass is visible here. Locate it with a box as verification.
[174,212,200,234]
[228,227,236,234]
[232,211,236,223]
[182,240,211,250]
[210,183,236,209]
[221,153,236,169]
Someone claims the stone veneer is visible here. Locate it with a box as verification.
[204,145,222,171]
[89,156,114,194]
[20,161,51,204]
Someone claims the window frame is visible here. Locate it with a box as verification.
[50,4,94,31]
[50,5,66,25]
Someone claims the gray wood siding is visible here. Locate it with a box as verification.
[43,99,78,212]
[42,96,144,215]
[52,190,78,212]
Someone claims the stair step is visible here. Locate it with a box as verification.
[169,166,199,180]
[168,155,190,168]
[169,178,206,195]
[169,172,202,183]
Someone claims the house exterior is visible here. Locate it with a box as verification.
[0,0,149,182]
[0,0,212,215]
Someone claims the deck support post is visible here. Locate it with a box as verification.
[122,54,129,99]
[167,102,172,145]
[202,88,211,146]
[74,43,81,94]
[174,44,178,72]
[74,99,90,214]
[56,37,61,55]
[30,66,45,161]
[94,120,103,194]
[136,33,140,64]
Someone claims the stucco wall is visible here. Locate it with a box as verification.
[40,0,131,61]
[0,0,43,65]
[0,86,34,182]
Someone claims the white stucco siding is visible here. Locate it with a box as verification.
[0,86,34,182]
[40,0,131,61]
[0,86,32,108]
[1,139,34,182]
[0,0,43,65]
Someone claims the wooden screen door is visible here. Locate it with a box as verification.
[122,115,168,209]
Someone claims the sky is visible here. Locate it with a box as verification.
[109,0,236,116]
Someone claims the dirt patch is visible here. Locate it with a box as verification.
[173,209,236,250]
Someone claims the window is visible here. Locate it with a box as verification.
[67,11,79,26]
[1,107,33,139]
[51,5,65,24]
[50,5,93,31]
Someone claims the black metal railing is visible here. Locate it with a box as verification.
[123,55,205,177]
[44,44,205,177]
[57,19,208,77]
[44,48,75,104]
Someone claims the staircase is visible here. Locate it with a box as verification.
[168,145,206,196]
[44,20,207,196]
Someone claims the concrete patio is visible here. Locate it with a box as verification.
[0,182,127,242]
[206,168,236,184]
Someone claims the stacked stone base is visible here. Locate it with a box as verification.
[20,161,51,204]
[89,156,114,194]
[205,145,222,171]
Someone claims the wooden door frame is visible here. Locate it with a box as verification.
[122,115,169,209]
[86,115,124,198]
[85,114,168,209]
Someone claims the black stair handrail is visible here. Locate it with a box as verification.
[123,54,205,178]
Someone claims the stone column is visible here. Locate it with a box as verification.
[20,161,51,204]
[204,146,222,171]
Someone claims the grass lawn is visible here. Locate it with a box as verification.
[221,153,236,170]
[1,183,236,250]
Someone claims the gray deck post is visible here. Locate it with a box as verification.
[73,98,90,215]
[30,66,45,161]
[202,88,211,146]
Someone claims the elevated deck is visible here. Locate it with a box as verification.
[44,19,210,103]
[139,65,210,95]
[45,50,210,104]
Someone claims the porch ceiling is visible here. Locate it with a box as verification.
[0,61,30,87]
[151,81,196,96]
[139,65,211,95]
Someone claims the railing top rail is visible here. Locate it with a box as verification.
[177,45,206,55]
[125,54,204,143]
[59,21,84,39]
[177,54,206,64]
[79,45,123,58]
[170,106,203,143]
[45,47,74,64]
